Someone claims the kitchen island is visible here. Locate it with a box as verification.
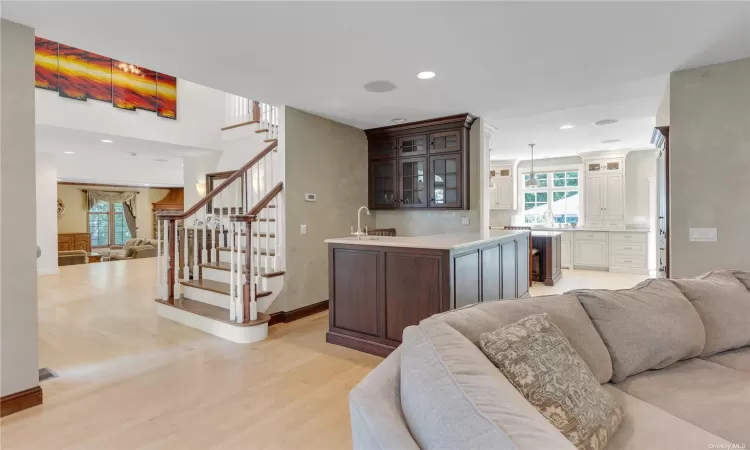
[325,230,529,356]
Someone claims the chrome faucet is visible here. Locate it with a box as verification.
[351,206,370,240]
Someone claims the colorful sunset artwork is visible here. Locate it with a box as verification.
[33,37,176,120]
[156,74,177,119]
[34,37,59,91]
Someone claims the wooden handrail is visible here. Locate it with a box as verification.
[230,182,283,222]
[157,140,278,220]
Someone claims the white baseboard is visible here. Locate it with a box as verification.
[156,302,268,344]
[609,267,650,275]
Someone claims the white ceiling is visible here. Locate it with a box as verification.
[36,125,217,187]
[6,2,750,159]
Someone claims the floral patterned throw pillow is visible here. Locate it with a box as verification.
[479,313,622,450]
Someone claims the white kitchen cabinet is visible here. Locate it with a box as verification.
[584,171,624,229]
[490,166,513,210]
[573,232,609,267]
[560,231,572,269]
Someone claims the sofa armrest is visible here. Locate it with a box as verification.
[109,255,134,261]
[133,247,157,259]
[110,245,124,250]
[350,349,419,450]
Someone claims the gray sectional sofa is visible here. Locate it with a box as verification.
[350,270,750,449]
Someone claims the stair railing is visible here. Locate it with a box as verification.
[224,93,279,139]
[156,140,279,324]
[230,181,284,322]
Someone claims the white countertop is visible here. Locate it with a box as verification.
[490,226,649,233]
[325,230,527,250]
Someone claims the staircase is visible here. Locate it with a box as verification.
[155,101,283,343]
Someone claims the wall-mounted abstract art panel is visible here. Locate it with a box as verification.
[34,36,176,120]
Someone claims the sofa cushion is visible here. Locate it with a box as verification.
[123,238,142,250]
[432,294,613,383]
[705,346,750,373]
[672,270,750,357]
[615,358,750,444]
[480,314,622,450]
[570,279,705,382]
[400,319,576,450]
[602,385,732,450]
[731,269,750,291]
[349,349,420,450]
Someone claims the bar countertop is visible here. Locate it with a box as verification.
[324,230,527,250]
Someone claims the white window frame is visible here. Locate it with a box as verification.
[517,164,585,225]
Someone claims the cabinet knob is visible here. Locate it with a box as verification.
[430,198,435,202]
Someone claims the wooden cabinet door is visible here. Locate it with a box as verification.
[58,235,73,251]
[429,154,462,208]
[384,253,442,342]
[603,174,624,221]
[398,134,427,157]
[585,175,604,223]
[369,160,399,209]
[429,129,462,154]
[369,138,397,160]
[399,157,428,208]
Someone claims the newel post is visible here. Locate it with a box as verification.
[252,101,261,123]
[168,219,176,302]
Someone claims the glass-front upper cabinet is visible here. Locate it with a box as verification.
[429,154,462,208]
[370,160,398,209]
[400,157,427,208]
[398,134,427,157]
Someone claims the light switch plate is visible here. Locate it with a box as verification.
[461,216,470,226]
[300,224,307,234]
[689,228,717,242]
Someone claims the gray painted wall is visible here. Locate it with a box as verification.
[374,123,482,236]
[670,57,750,277]
[0,19,40,396]
[277,107,374,312]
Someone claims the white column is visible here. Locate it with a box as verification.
[481,120,498,232]
[0,19,40,398]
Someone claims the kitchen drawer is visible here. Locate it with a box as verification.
[605,221,624,229]
[610,242,646,256]
[575,231,608,242]
[586,220,603,228]
[611,254,646,268]
[610,232,647,244]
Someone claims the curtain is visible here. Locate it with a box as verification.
[85,190,138,236]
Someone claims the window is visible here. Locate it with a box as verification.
[522,170,580,225]
[88,201,132,247]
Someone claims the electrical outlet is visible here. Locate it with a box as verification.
[301,224,307,234]
[461,216,470,226]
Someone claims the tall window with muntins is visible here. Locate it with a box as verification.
[88,200,132,247]
[523,171,580,224]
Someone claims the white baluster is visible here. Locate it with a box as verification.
[236,222,245,323]
[202,212,208,268]
[235,178,240,216]
[216,192,223,264]
[174,221,181,299]
[249,223,257,321]
[183,219,189,281]
[156,218,162,297]
[272,198,278,271]
[229,222,236,322]
[266,206,272,272]
[192,218,199,278]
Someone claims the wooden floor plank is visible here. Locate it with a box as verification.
[0,258,381,449]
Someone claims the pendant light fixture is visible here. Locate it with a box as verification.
[527,143,537,187]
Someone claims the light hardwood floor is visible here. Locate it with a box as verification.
[529,269,648,296]
[1,258,382,450]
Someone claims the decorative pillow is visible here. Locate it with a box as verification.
[123,238,142,250]
[570,279,705,382]
[480,314,622,450]
[672,270,750,357]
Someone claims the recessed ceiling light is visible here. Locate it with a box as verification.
[559,124,575,130]
[417,71,436,80]
[391,118,406,124]
[363,80,397,93]
[63,151,75,154]
[153,158,168,162]
[101,139,113,143]
[594,119,619,126]
[602,139,621,144]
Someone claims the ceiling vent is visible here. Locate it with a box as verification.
[601,139,621,144]
[363,80,397,93]
[594,119,619,126]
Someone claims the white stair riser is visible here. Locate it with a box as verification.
[157,303,268,344]
[201,267,277,291]
[182,285,231,309]
[219,251,277,266]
